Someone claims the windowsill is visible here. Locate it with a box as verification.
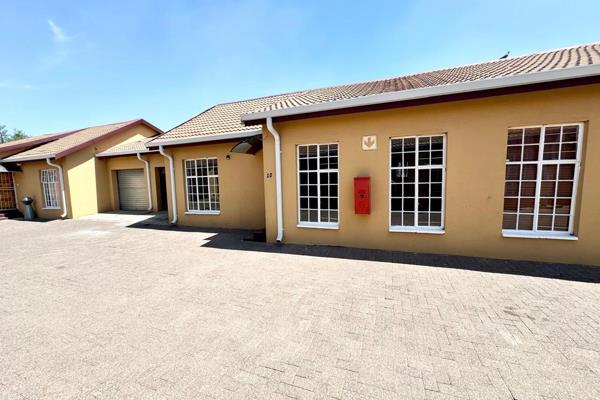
[389,226,445,234]
[502,230,578,241]
[297,222,339,230]
[185,210,221,216]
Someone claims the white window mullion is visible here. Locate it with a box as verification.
[414,137,420,229]
[531,126,546,233]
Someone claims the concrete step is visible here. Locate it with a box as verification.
[0,209,23,219]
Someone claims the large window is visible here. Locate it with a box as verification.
[41,169,60,209]
[390,135,445,232]
[184,158,220,213]
[297,143,339,227]
[502,123,582,238]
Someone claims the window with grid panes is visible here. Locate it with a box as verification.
[297,144,338,226]
[41,169,60,209]
[390,135,445,231]
[184,158,220,213]
[502,124,582,236]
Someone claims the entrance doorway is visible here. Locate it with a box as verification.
[0,172,16,210]
[155,167,168,211]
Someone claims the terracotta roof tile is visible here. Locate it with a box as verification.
[152,43,600,146]
[149,92,301,145]
[0,130,78,155]
[96,138,155,157]
[250,43,600,114]
[4,120,145,162]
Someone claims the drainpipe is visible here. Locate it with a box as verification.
[266,117,283,242]
[136,152,153,212]
[158,145,177,224]
[46,158,68,219]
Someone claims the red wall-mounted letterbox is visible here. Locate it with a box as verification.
[354,177,371,214]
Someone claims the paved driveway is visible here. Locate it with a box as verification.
[0,216,599,400]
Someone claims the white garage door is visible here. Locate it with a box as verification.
[117,169,148,211]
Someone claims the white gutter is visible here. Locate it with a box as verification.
[146,129,262,148]
[46,158,68,218]
[136,152,153,212]
[242,64,600,121]
[5,153,57,163]
[266,117,283,242]
[97,149,154,158]
[158,145,177,224]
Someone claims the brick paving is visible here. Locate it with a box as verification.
[0,216,599,399]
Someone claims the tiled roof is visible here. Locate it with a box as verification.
[96,137,156,157]
[4,119,157,162]
[247,42,600,115]
[0,130,78,155]
[149,92,301,146]
[152,43,600,146]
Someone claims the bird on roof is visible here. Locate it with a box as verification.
[499,51,510,60]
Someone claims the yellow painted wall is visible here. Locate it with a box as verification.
[13,160,67,219]
[13,124,158,219]
[262,84,600,265]
[103,153,164,211]
[162,141,265,230]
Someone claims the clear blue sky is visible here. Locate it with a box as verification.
[1,0,598,136]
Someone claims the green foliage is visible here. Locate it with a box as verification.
[0,125,7,144]
[11,129,28,141]
[0,125,28,143]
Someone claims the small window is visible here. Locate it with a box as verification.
[184,158,220,213]
[390,135,445,232]
[41,169,60,209]
[297,143,339,228]
[502,123,582,238]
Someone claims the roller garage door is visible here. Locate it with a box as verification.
[117,169,148,211]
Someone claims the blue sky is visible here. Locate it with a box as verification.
[1,0,598,136]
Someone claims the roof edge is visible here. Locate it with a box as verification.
[54,119,164,159]
[96,148,156,158]
[242,63,600,123]
[147,129,262,148]
[3,153,57,163]
[0,130,79,153]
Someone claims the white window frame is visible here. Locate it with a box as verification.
[184,157,221,215]
[41,169,60,209]
[502,122,583,240]
[296,143,340,230]
[389,134,446,234]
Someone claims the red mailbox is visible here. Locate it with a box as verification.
[354,177,371,214]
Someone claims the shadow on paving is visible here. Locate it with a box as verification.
[126,221,600,284]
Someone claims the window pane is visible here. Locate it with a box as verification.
[390,135,444,228]
[185,159,219,211]
[297,143,338,225]
[502,124,581,234]
[503,213,517,229]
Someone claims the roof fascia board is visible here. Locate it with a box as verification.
[4,153,57,163]
[241,64,600,122]
[147,129,262,148]
[96,149,156,158]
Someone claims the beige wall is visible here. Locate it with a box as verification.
[262,84,600,266]
[161,141,265,230]
[13,160,67,219]
[13,124,158,219]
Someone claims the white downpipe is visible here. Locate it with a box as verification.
[266,117,283,242]
[46,158,67,218]
[158,145,177,224]
[136,152,153,212]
